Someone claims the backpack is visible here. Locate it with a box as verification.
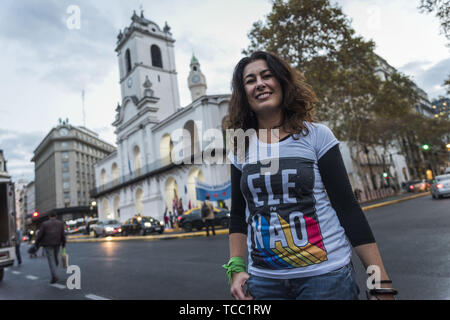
[201,201,210,218]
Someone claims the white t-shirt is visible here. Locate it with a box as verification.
[228,122,352,279]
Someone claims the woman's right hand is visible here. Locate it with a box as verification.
[230,272,253,300]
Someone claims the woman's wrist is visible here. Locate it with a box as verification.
[223,256,246,283]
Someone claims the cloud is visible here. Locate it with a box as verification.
[0,128,46,182]
[0,0,118,93]
[400,58,450,100]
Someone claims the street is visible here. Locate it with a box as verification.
[1,194,449,300]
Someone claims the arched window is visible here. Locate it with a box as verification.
[151,45,163,68]
[125,49,132,74]
[133,146,142,174]
[160,134,173,166]
[111,163,119,184]
[100,169,107,186]
[102,198,111,219]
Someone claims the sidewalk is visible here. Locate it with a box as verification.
[67,191,430,243]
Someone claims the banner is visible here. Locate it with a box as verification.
[195,180,231,201]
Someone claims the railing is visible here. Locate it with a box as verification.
[91,149,228,197]
[91,156,172,196]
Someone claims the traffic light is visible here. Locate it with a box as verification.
[421,144,430,151]
[32,211,39,218]
[383,172,389,179]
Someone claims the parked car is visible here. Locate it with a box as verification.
[92,219,122,237]
[178,207,230,232]
[121,216,164,236]
[411,179,431,192]
[404,180,421,192]
[431,174,450,199]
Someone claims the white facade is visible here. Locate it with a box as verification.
[94,12,230,223]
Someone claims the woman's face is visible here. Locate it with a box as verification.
[243,59,283,116]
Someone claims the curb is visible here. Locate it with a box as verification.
[361,192,430,212]
[67,192,430,243]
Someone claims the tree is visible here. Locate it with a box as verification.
[419,0,450,40]
[419,0,450,95]
[244,0,353,68]
[444,75,450,94]
[245,0,384,191]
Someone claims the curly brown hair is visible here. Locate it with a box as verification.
[224,51,317,137]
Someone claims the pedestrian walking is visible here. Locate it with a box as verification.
[177,198,184,216]
[201,195,215,237]
[223,51,397,300]
[169,211,174,229]
[35,213,66,284]
[15,229,22,265]
[164,206,169,229]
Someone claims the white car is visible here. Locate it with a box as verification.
[431,174,450,199]
[92,219,122,237]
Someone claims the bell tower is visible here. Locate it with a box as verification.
[187,55,207,102]
[114,10,181,124]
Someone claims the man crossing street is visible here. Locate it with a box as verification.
[202,195,216,237]
[35,213,66,283]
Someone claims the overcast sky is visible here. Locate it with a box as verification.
[1,0,448,183]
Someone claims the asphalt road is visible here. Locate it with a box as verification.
[1,194,449,300]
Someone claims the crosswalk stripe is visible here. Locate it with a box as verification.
[50,283,66,289]
[26,275,38,280]
[85,294,110,300]
[12,271,21,275]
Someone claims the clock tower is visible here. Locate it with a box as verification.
[188,54,207,101]
[114,10,181,125]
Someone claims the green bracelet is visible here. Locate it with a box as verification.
[222,256,246,283]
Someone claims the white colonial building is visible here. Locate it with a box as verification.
[93,11,230,223]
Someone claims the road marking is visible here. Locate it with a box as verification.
[12,271,21,275]
[85,294,110,300]
[50,283,66,289]
[26,275,38,280]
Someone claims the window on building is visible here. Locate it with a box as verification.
[63,172,70,180]
[151,45,163,68]
[61,142,68,149]
[125,48,132,74]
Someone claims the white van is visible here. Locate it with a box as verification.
[0,178,17,281]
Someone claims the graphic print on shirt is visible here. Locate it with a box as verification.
[241,157,328,269]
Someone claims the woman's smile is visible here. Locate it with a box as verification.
[243,59,283,115]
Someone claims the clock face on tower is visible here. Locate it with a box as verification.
[192,75,200,84]
[127,77,133,88]
[59,128,69,136]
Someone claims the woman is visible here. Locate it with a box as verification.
[223,51,397,300]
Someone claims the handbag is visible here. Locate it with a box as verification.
[61,247,69,269]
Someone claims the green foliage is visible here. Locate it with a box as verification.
[419,0,450,40]
[244,0,449,176]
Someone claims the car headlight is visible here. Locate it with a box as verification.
[144,222,151,228]
[226,213,230,217]
[160,221,164,226]
[105,227,113,232]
